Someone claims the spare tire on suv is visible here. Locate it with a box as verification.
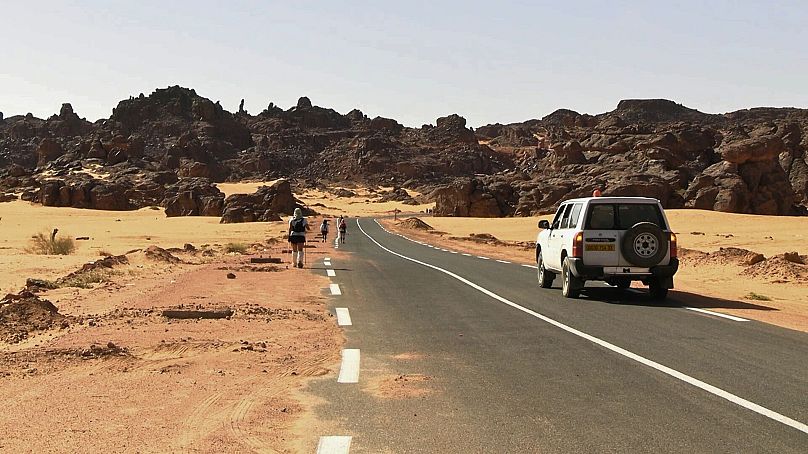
[621,222,668,267]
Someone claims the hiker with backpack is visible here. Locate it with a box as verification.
[288,208,310,268]
[319,219,329,243]
[337,216,347,244]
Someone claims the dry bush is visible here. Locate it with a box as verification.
[27,232,76,255]
[225,243,248,254]
[60,269,115,289]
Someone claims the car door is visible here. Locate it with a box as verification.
[582,203,620,268]
[546,203,572,270]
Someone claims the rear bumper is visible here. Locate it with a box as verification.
[568,258,679,280]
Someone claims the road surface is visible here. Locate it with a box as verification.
[311,218,808,453]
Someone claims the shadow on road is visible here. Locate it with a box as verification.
[576,286,778,311]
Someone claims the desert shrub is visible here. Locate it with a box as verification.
[60,270,114,289]
[27,232,76,255]
[744,292,772,301]
[225,243,248,254]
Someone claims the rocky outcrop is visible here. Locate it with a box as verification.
[2,87,807,216]
[163,178,225,217]
[219,179,296,223]
[432,178,514,217]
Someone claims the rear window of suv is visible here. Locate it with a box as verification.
[585,203,667,230]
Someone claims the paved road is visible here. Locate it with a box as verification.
[311,218,808,453]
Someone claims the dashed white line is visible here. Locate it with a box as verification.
[337,349,360,383]
[522,264,538,269]
[335,307,352,326]
[358,219,808,436]
[685,307,750,322]
[496,259,511,264]
[477,256,490,260]
[317,435,352,453]
[462,253,472,257]
[327,269,336,277]
[330,284,342,296]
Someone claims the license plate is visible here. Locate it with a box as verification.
[585,244,615,252]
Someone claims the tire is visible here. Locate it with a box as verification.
[621,222,668,267]
[537,249,554,288]
[649,278,669,300]
[561,257,583,298]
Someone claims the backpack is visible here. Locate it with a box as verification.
[291,218,306,233]
[339,219,346,230]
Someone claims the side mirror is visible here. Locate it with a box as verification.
[538,220,550,229]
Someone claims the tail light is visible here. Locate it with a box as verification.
[669,232,678,258]
[572,231,584,258]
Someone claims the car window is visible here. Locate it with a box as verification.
[568,203,583,229]
[559,204,574,229]
[617,204,666,229]
[587,204,615,229]
[551,205,567,229]
[585,203,666,229]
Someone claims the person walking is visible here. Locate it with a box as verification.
[338,215,347,244]
[288,208,310,268]
[319,219,330,243]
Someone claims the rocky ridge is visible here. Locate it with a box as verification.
[1,88,807,218]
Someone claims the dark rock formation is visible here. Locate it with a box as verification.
[220,179,295,223]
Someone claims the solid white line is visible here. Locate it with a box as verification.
[358,219,808,436]
[335,307,352,326]
[327,269,336,277]
[496,259,512,264]
[317,436,352,453]
[337,349,360,383]
[685,307,750,322]
[522,264,538,269]
[330,284,342,296]
[477,256,490,260]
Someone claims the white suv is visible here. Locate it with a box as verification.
[535,197,679,299]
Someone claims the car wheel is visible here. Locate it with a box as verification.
[621,222,669,267]
[537,249,554,288]
[561,257,583,298]
[649,278,669,300]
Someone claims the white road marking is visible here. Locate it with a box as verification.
[330,284,342,296]
[440,248,449,252]
[462,253,472,257]
[450,251,459,254]
[327,269,336,277]
[335,308,352,326]
[685,307,750,322]
[522,264,538,269]
[324,261,332,267]
[337,349,360,383]
[496,259,511,264]
[477,256,490,260]
[324,257,331,261]
[317,435,352,453]
[358,219,808,436]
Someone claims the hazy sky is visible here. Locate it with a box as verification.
[1,0,806,127]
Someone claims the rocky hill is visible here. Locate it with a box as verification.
[1,87,806,218]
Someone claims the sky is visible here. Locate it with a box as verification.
[1,0,806,127]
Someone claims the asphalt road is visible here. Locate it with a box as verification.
[310,218,808,453]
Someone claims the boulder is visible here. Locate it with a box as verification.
[219,179,295,223]
[163,178,225,217]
